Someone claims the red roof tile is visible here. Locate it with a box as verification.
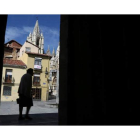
[3,59,27,67]
[26,52,52,57]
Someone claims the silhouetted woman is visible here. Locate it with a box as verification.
[18,68,34,120]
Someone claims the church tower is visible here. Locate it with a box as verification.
[27,20,44,54]
[56,42,60,58]
[46,45,51,56]
[52,47,55,57]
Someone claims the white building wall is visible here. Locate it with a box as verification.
[19,41,39,57]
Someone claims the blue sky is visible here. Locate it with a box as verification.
[5,15,60,54]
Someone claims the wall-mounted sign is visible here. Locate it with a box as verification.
[34,65,41,69]
[43,83,46,85]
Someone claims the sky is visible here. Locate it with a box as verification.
[5,15,60,54]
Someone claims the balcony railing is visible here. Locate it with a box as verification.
[3,77,15,84]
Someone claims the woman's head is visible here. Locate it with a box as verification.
[27,68,33,76]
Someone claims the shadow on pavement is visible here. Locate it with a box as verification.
[0,113,58,125]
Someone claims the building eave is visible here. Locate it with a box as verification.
[25,52,52,58]
[3,64,27,69]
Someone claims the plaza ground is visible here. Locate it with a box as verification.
[0,99,58,125]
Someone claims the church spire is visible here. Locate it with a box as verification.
[33,20,40,35]
[26,20,44,54]
[46,45,51,55]
[52,47,55,57]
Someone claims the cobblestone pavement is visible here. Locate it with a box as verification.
[0,100,58,125]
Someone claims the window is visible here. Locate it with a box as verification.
[5,69,12,83]
[25,47,31,52]
[34,57,42,70]
[33,74,40,86]
[34,59,41,65]
[34,58,42,69]
[3,86,11,96]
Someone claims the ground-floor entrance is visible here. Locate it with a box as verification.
[32,88,41,101]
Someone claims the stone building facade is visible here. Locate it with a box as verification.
[48,43,60,101]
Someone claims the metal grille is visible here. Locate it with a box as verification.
[32,88,41,100]
[3,86,11,96]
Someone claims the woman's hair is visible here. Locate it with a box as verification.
[27,68,33,74]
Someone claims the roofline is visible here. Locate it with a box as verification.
[3,59,26,63]
[25,40,39,48]
[3,64,27,69]
[25,52,52,58]
[3,59,27,68]
[5,40,22,46]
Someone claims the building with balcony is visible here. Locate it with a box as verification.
[1,59,27,101]
[2,20,52,101]
[17,20,52,101]
[18,52,52,101]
